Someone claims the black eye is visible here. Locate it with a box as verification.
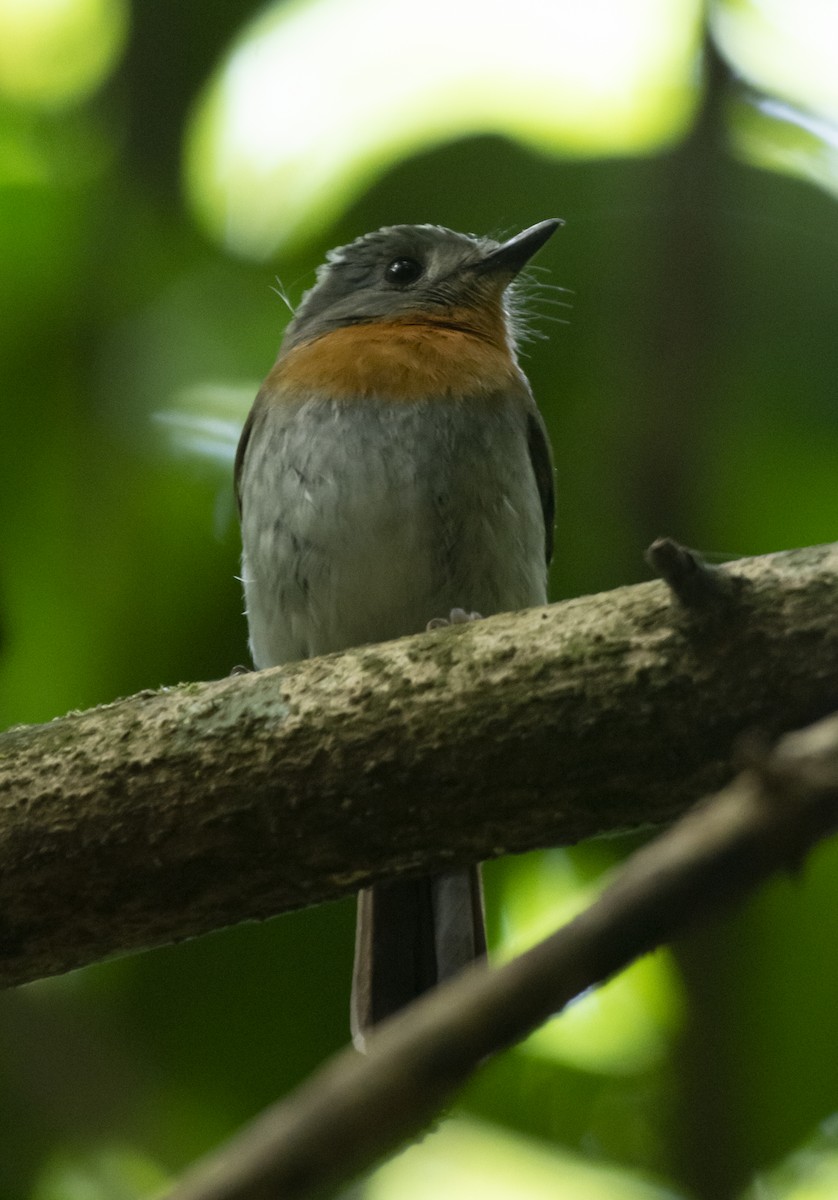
[385,257,423,286]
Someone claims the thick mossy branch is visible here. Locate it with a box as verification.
[2,541,838,987]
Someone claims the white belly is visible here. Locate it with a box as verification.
[238,395,547,667]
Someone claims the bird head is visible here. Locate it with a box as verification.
[281,219,562,352]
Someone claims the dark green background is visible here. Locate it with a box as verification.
[2,2,838,1197]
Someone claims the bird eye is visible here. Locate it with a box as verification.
[385,257,423,286]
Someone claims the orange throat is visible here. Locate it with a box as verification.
[268,307,521,402]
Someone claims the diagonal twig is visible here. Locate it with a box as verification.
[164,711,838,1200]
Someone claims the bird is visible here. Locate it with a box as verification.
[235,218,560,1048]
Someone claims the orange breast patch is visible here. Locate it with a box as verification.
[267,312,521,401]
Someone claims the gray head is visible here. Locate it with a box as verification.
[281,219,562,352]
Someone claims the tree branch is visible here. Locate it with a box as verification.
[163,711,838,1200]
[2,541,838,987]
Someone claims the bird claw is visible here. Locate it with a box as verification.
[426,608,483,631]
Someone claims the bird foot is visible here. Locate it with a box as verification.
[426,608,483,631]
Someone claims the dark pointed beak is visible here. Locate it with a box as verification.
[475,218,563,278]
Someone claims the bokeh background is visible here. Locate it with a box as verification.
[2,1,838,1197]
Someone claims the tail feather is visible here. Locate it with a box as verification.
[350,866,486,1050]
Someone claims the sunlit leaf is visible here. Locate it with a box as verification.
[712,0,838,123]
[743,1114,838,1200]
[31,1146,168,1200]
[728,92,838,202]
[496,850,683,1075]
[186,0,702,258]
[0,0,128,108]
[367,1118,684,1200]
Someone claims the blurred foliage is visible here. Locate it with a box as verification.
[186,0,703,256]
[1,0,838,1198]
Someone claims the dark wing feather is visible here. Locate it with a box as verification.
[234,402,259,518]
[526,408,555,565]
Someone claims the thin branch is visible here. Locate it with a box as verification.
[163,711,838,1200]
[2,542,838,987]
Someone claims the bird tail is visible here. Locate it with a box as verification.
[350,867,486,1051]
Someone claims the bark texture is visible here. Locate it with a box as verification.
[2,541,838,988]
[164,709,838,1200]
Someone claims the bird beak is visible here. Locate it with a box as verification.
[474,218,563,278]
